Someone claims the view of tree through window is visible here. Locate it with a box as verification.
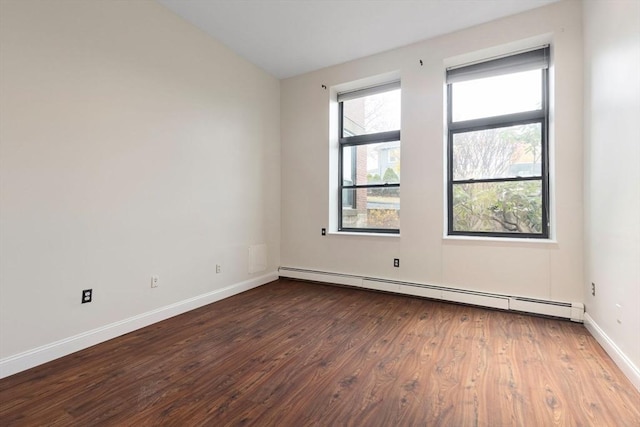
[339,83,400,232]
[447,47,549,238]
[452,124,543,233]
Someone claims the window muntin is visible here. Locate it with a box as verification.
[339,83,400,233]
[447,47,549,238]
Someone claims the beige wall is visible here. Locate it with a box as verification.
[281,1,583,302]
[0,0,280,359]
[583,0,640,376]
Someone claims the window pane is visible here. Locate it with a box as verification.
[452,123,541,181]
[342,89,400,136]
[451,70,542,122]
[342,187,400,230]
[342,141,400,186]
[452,180,543,234]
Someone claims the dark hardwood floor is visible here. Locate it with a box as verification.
[1,278,639,426]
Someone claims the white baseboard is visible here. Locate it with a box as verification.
[584,313,640,392]
[0,272,278,379]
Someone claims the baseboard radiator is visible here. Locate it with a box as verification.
[278,267,584,322]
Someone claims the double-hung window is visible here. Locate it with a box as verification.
[447,46,550,238]
[338,82,401,233]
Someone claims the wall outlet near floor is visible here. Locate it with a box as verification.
[216,264,221,274]
[151,275,159,288]
[82,289,92,303]
[591,282,596,296]
[393,258,400,268]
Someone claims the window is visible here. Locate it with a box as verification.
[447,46,550,238]
[338,82,401,233]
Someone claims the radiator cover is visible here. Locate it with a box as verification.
[278,267,584,322]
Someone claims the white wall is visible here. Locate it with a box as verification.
[0,0,280,362]
[583,0,640,380]
[281,1,583,302]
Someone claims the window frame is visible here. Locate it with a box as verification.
[338,82,401,234]
[446,47,550,239]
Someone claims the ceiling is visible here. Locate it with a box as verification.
[157,0,559,79]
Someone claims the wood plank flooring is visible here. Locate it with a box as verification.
[1,278,639,426]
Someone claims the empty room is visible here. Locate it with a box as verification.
[1,0,639,425]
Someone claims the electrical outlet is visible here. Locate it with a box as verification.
[591,282,596,296]
[82,289,92,304]
[616,303,623,324]
[216,264,221,274]
[151,275,159,288]
[393,258,400,268]
[321,228,326,236]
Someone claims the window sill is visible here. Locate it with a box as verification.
[443,234,557,246]
[328,231,400,238]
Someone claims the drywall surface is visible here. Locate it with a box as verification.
[583,0,640,373]
[0,0,280,359]
[281,1,583,302]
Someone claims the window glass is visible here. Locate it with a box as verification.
[342,141,400,186]
[452,123,541,181]
[341,187,400,229]
[451,70,542,122]
[339,82,400,233]
[452,181,543,234]
[447,46,549,238]
[342,89,400,136]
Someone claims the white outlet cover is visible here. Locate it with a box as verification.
[616,303,623,324]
